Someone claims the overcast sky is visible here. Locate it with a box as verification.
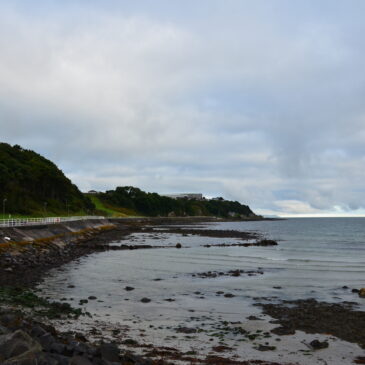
[1,0,365,217]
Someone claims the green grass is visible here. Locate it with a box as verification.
[86,195,140,217]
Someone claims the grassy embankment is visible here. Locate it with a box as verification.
[86,194,140,217]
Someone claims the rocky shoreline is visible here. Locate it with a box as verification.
[1,218,364,364]
[0,308,154,365]
[0,218,281,365]
[258,298,365,349]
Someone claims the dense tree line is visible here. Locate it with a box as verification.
[99,186,256,218]
[0,143,94,216]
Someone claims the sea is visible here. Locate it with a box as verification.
[37,218,365,364]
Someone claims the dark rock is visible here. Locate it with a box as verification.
[0,324,9,335]
[0,330,42,360]
[30,325,47,338]
[64,344,76,357]
[0,313,22,329]
[256,239,278,246]
[256,344,276,351]
[75,333,87,342]
[121,353,153,365]
[124,286,135,291]
[195,268,263,279]
[176,327,197,334]
[50,342,66,354]
[224,293,235,298]
[48,353,70,365]
[271,326,295,335]
[121,338,138,345]
[247,315,263,321]
[230,269,241,277]
[37,333,56,351]
[70,355,93,365]
[4,352,57,365]
[176,243,182,248]
[310,339,329,350]
[212,345,232,352]
[73,342,90,356]
[359,288,365,298]
[88,296,97,300]
[140,297,151,303]
[99,343,120,362]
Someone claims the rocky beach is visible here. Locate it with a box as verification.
[0,218,364,364]
[2,1,365,364]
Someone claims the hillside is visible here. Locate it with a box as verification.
[96,186,257,219]
[0,143,94,216]
[0,143,256,219]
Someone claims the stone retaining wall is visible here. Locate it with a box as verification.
[0,219,112,246]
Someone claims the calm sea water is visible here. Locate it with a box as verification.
[37,218,365,362]
[38,217,365,318]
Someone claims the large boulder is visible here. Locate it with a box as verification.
[0,330,42,363]
[359,288,365,298]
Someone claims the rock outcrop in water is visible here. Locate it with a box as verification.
[259,298,365,349]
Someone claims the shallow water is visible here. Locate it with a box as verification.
[38,218,365,364]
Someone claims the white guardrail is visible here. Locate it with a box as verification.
[0,216,105,228]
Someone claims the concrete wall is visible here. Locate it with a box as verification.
[0,219,111,245]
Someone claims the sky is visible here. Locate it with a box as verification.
[1,0,365,217]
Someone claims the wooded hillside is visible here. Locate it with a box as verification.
[98,186,256,218]
[0,143,94,216]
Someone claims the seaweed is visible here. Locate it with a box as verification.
[0,286,90,319]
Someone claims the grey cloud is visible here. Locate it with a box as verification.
[1,1,365,216]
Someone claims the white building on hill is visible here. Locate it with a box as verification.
[163,193,204,200]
